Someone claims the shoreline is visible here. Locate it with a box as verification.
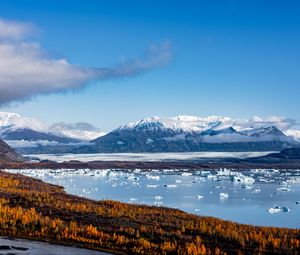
[0,236,115,255]
[1,158,300,170]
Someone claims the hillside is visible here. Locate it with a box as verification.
[0,139,23,162]
[0,170,299,254]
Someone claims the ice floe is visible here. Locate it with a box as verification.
[219,192,229,199]
[268,206,290,214]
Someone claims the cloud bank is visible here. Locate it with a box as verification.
[0,18,171,105]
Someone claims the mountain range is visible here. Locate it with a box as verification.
[0,112,105,153]
[0,113,299,154]
[80,116,298,153]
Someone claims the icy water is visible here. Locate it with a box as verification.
[0,237,111,255]
[6,168,300,229]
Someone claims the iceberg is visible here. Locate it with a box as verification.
[146,175,160,180]
[219,192,229,199]
[146,184,158,188]
[164,184,177,188]
[182,172,192,176]
[268,206,290,214]
[233,174,255,184]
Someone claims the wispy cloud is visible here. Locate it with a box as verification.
[0,18,34,40]
[0,18,172,105]
[235,116,296,130]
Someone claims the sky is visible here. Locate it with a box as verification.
[0,0,299,131]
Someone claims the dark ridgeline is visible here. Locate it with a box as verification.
[0,139,23,162]
[74,125,297,153]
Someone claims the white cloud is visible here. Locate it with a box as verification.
[50,122,106,140]
[239,116,296,130]
[284,129,300,142]
[0,18,171,105]
[5,139,60,148]
[0,18,34,40]
[5,139,90,148]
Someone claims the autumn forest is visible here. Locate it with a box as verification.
[0,170,299,254]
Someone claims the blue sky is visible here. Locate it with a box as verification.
[0,0,299,131]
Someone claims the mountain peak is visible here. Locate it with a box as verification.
[117,115,235,133]
[0,111,48,132]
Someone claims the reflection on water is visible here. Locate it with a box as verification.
[5,168,300,229]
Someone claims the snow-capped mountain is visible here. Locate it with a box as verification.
[1,112,299,154]
[118,115,234,133]
[0,112,48,132]
[82,115,299,153]
[0,112,104,152]
[114,115,292,142]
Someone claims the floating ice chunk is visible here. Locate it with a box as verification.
[277,187,292,192]
[233,175,255,184]
[207,174,217,180]
[133,169,141,173]
[288,177,300,183]
[268,206,290,214]
[146,184,158,188]
[146,175,160,180]
[155,196,162,200]
[252,188,261,193]
[214,185,225,189]
[296,201,300,205]
[182,172,192,176]
[129,198,138,202]
[216,168,234,176]
[219,192,229,199]
[127,175,139,181]
[241,184,252,189]
[282,206,290,212]
[164,184,177,188]
[174,180,182,183]
[196,195,204,199]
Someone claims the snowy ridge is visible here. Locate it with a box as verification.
[118,115,234,133]
[116,115,297,141]
[0,112,49,132]
[0,112,104,143]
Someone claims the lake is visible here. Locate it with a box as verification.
[5,166,300,229]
